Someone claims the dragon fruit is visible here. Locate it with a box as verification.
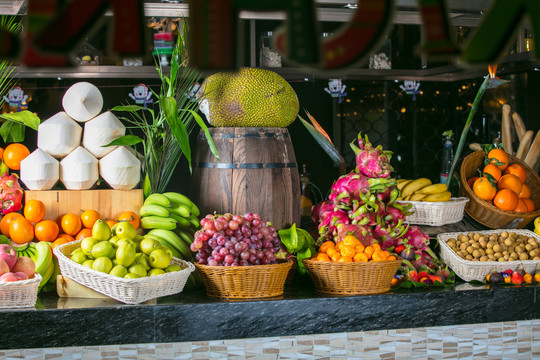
[329,172,396,207]
[311,200,336,224]
[317,209,350,246]
[401,226,430,251]
[335,224,375,247]
[350,132,393,178]
[0,173,24,214]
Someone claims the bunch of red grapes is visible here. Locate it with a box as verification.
[191,213,281,266]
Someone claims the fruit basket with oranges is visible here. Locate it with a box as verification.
[460,150,540,229]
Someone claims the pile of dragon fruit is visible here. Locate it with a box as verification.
[311,132,450,284]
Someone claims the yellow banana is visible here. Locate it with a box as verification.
[409,193,427,201]
[422,191,452,202]
[397,179,412,191]
[401,178,432,198]
[416,183,448,195]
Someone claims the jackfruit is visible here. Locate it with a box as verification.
[198,67,299,127]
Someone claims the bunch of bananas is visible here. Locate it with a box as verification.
[15,241,58,292]
[397,178,452,202]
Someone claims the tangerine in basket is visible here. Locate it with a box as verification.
[330,252,342,262]
[354,243,365,254]
[338,256,353,262]
[473,177,496,201]
[497,174,522,196]
[364,245,375,260]
[513,199,529,213]
[23,199,46,223]
[342,235,360,247]
[340,245,356,258]
[9,217,34,244]
[372,250,390,262]
[493,188,518,211]
[483,164,501,182]
[353,252,369,262]
[80,209,102,229]
[503,164,527,183]
[467,176,479,189]
[0,212,24,236]
[523,198,535,212]
[487,148,508,171]
[315,253,330,262]
[371,243,381,251]
[518,183,531,199]
[319,241,335,254]
[34,219,60,242]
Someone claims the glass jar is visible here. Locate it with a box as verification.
[369,37,392,69]
[259,31,281,67]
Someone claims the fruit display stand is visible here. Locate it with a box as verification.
[403,197,469,226]
[0,274,42,308]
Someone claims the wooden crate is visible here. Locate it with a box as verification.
[24,189,143,222]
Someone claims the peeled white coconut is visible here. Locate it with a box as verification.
[82,111,126,158]
[99,146,141,190]
[37,112,82,158]
[62,82,103,122]
[20,149,60,190]
[59,147,99,190]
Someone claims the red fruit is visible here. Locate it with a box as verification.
[417,270,429,279]
[408,270,418,282]
[0,173,23,214]
[511,271,523,285]
[394,244,405,254]
[428,275,442,283]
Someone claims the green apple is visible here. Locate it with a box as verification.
[139,237,161,255]
[92,257,113,273]
[128,263,147,278]
[115,221,137,240]
[70,249,88,264]
[80,237,98,256]
[112,258,119,266]
[116,243,136,267]
[92,219,112,241]
[160,246,173,260]
[133,252,151,271]
[149,248,171,269]
[109,235,121,247]
[165,264,183,273]
[82,259,95,269]
[116,238,136,248]
[109,264,128,278]
[91,241,116,259]
[124,273,140,279]
[148,268,166,277]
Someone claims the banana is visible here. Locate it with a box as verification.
[422,191,452,202]
[140,216,178,230]
[185,214,201,229]
[397,179,412,191]
[47,256,60,285]
[416,183,448,195]
[163,192,200,217]
[401,178,432,198]
[146,235,182,259]
[169,203,192,218]
[176,228,194,245]
[35,241,53,276]
[144,193,173,208]
[38,260,55,291]
[147,229,193,260]
[409,193,427,201]
[140,203,171,218]
[170,214,191,229]
[396,179,409,183]
[26,244,38,262]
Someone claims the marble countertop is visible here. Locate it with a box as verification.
[1,277,538,350]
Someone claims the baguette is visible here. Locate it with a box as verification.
[515,130,533,160]
[501,104,513,155]
[524,130,540,172]
[512,112,527,141]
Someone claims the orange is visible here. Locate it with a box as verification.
[473,177,497,201]
[319,241,335,254]
[387,255,397,261]
[522,198,535,212]
[513,199,529,213]
[315,253,331,262]
[342,235,360,247]
[467,176,479,189]
[23,199,46,223]
[117,211,140,230]
[3,143,30,170]
[354,243,365,254]
[80,209,102,229]
[518,183,531,199]
[330,252,342,262]
[0,147,3,160]
[338,256,353,262]
[56,233,75,242]
[340,245,356,258]
[364,245,375,260]
[334,241,345,251]
[497,174,522,196]
[503,164,527,183]
[482,164,501,182]
[0,212,24,236]
[493,188,518,211]
[371,243,381,251]
[487,148,509,171]
[34,219,60,242]
[60,213,82,236]
[105,220,117,229]
[9,217,34,244]
[372,249,389,262]
[51,237,72,251]
[75,228,93,241]
[326,247,339,258]
[353,252,368,262]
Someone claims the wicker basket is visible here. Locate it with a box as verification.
[403,197,469,226]
[459,151,540,229]
[302,258,402,296]
[437,229,540,282]
[0,273,42,308]
[194,260,293,299]
[54,240,195,304]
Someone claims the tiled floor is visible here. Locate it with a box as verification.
[2,319,539,359]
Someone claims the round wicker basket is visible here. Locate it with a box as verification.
[194,260,293,299]
[459,151,540,229]
[302,258,402,296]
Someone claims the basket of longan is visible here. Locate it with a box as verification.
[437,229,540,282]
[459,150,540,229]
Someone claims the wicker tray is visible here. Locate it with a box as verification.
[0,273,42,308]
[194,260,293,299]
[54,240,194,304]
[459,151,540,229]
[437,229,540,282]
[402,197,469,226]
[302,258,402,296]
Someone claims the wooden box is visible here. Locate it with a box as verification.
[24,189,143,222]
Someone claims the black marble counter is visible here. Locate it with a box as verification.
[1,277,538,350]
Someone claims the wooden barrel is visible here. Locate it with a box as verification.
[190,127,300,229]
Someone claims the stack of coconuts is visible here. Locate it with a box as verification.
[20,82,141,191]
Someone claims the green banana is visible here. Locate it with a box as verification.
[140,203,171,218]
[144,193,173,208]
[38,260,54,291]
[147,229,193,260]
[170,213,191,229]
[163,192,197,211]
[35,241,53,276]
[176,229,194,245]
[47,256,61,286]
[26,244,38,262]
[140,216,178,230]
[185,214,201,229]
[146,235,182,259]
[169,203,192,218]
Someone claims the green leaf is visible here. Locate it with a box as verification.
[162,96,192,172]
[290,223,298,249]
[299,115,342,167]
[0,121,13,143]
[143,174,152,198]
[183,109,219,160]
[0,110,40,130]
[111,105,146,112]
[103,135,143,147]
[7,122,24,142]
